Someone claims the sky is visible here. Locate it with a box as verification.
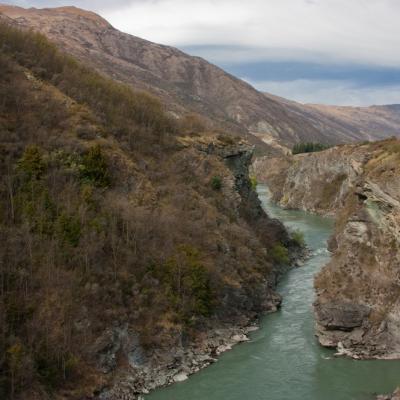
[6,0,400,106]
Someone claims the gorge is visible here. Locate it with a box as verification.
[255,139,400,360]
[1,4,400,400]
[145,185,400,400]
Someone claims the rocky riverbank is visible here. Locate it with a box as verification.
[254,139,400,361]
[98,314,274,399]
[378,388,400,400]
[98,250,309,400]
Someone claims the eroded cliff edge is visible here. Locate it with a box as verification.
[254,139,400,359]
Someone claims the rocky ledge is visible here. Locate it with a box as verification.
[97,316,279,399]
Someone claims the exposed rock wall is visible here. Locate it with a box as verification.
[253,145,367,216]
[254,139,400,359]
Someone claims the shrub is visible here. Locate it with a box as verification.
[250,176,257,190]
[291,230,305,247]
[211,176,222,190]
[217,134,236,145]
[270,243,289,265]
[180,113,206,134]
[152,245,213,323]
[17,145,46,180]
[56,213,81,247]
[79,146,110,188]
[292,142,330,155]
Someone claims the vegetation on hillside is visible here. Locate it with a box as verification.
[0,22,290,399]
[292,142,331,155]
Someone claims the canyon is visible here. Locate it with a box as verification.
[1,4,400,400]
[255,139,400,360]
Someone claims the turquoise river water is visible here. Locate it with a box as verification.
[147,184,400,400]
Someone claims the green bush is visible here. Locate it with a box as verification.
[153,245,213,323]
[250,176,257,190]
[79,146,110,188]
[35,352,77,389]
[292,142,330,155]
[17,145,46,180]
[211,176,222,190]
[291,230,305,247]
[56,213,81,247]
[270,243,290,265]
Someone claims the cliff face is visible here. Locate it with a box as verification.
[253,145,367,215]
[255,139,400,359]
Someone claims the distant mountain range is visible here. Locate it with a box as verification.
[1,4,400,152]
[264,93,400,146]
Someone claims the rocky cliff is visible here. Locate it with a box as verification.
[255,139,400,359]
[253,144,367,215]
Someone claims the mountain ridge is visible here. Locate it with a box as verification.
[3,4,400,151]
[0,4,400,154]
[264,92,400,145]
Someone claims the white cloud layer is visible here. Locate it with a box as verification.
[103,0,400,67]
[245,78,400,106]
[7,0,400,105]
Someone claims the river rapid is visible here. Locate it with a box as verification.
[147,184,400,400]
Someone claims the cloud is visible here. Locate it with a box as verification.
[7,0,400,67]
[102,0,400,68]
[245,78,400,106]
[5,0,400,105]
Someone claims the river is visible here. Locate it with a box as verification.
[147,184,400,400]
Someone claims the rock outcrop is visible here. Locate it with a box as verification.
[378,388,400,400]
[255,139,400,359]
[253,144,367,215]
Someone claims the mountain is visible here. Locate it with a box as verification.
[2,4,400,152]
[265,93,400,145]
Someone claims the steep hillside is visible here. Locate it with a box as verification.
[3,5,400,153]
[0,22,300,400]
[255,139,400,359]
[265,93,400,145]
